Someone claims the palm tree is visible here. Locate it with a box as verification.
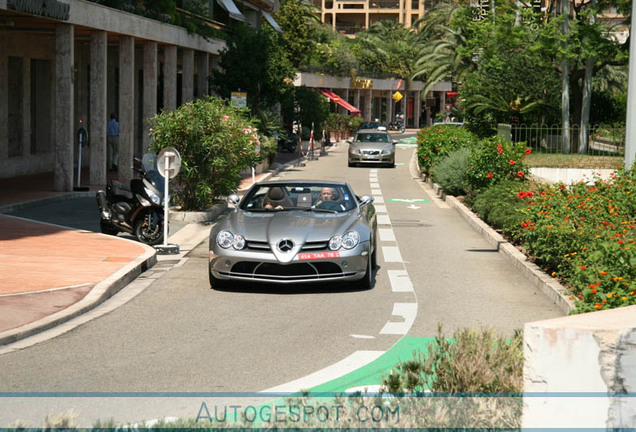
[356,21,427,123]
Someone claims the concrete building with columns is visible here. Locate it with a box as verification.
[0,0,279,190]
[295,72,451,129]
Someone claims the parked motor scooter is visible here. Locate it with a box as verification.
[96,153,165,245]
[388,119,405,133]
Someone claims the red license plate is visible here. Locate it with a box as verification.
[297,252,341,261]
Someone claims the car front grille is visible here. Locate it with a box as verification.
[362,150,380,155]
[225,261,356,281]
[244,240,329,252]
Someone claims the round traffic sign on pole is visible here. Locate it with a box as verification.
[156,147,181,255]
[157,147,182,179]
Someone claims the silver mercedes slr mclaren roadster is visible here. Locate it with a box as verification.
[208,180,377,290]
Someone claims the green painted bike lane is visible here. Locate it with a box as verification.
[307,337,435,393]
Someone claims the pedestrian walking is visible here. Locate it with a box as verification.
[107,113,119,171]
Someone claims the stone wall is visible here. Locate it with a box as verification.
[523,305,636,428]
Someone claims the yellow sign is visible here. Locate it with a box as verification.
[393,91,403,102]
[231,92,247,108]
[350,78,373,89]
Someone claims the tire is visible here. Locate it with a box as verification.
[209,263,228,289]
[355,252,374,290]
[100,219,119,236]
[348,160,354,167]
[133,214,164,245]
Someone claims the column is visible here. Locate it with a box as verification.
[181,48,194,103]
[143,41,157,152]
[163,45,177,111]
[119,36,135,185]
[22,56,30,157]
[353,89,360,112]
[54,24,74,192]
[364,89,372,121]
[414,90,422,129]
[89,30,107,185]
[196,51,209,98]
[386,91,393,124]
[0,30,7,161]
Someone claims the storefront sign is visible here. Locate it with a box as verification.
[350,78,373,89]
[10,0,71,21]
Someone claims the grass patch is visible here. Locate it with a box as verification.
[525,153,623,169]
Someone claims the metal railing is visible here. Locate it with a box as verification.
[499,123,626,156]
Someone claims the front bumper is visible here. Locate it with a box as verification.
[209,244,370,284]
[349,154,395,164]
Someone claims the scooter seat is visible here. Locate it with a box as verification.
[107,180,134,200]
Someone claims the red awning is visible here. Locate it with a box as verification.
[320,90,362,116]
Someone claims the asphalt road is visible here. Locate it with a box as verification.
[0,141,564,426]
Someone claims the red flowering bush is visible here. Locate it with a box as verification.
[465,136,530,191]
[513,167,636,313]
[417,125,478,174]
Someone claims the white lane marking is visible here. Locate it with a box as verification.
[372,189,382,195]
[388,270,414,292]
[350,334,376,339]
[370,169,378,174]
[379,228,396,242]
[379,303,418,335]
[382,246,403,262]
[374,205,387,213]
[377,214,391,225]
[374,196,384,204]
[261,350,385,393]
[370,182,380,188]
[407,204,420,210]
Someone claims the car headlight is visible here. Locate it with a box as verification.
[233,235,246,250]
[216,230,246,250]
[349,147,361,155]
[216,230,234,249]
[329,231,360,250]
[381,147,394,155]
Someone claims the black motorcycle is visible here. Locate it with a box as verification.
[96,153,165,245]
[277,131,299,153]
[388,119,405,133]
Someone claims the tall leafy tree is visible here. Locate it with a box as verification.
[274,0,322,68]
[210,24,295,114]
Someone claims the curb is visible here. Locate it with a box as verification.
[0,191,96,214]
[420,175,575,315]
[0,236,157,346]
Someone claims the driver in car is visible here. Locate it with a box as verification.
[314,187,345,211]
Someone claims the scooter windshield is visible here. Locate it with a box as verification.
[141,153,165,193]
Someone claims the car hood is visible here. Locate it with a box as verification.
[219,210,363,262]
[350,142,392,151]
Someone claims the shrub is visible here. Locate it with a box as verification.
[471,180,531,233]
[416,125,478,175]
[516,167,636,313]
[149,97,262,211]
[431,147,472,196]
[465,136,531,191]
[382,326,523,393]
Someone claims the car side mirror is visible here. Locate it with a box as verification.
[359,195,374,208]
[227,194,240,206]
[345,139,352,145]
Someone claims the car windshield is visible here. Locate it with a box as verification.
[355,133,390,143]
[241,184,357,213]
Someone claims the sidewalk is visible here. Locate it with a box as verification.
[0,150,304,347]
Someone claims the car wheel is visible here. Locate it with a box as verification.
[209,263,228,290]
[355,252,373,290]
[348,160,354,167]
